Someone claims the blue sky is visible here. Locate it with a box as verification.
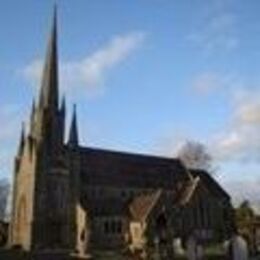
[0,0,260,207]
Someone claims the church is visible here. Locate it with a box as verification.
[8,9,234,257]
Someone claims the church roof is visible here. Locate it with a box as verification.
[68,104,79,147]
[190,169,230,200]
[78,146,188,189]
[86,198,127,217]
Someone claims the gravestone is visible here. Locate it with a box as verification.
[186,236,197,260]
[196,244,204,260]
[154,236,160,260]
[186,235,204,260]
[231,234,248,260]
[173,238,185,255]
[224,234,249,260]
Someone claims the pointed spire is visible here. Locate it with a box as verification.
[31,98,36,119]
[18,122,25,156]
[68,104,79,147]
[30,98,36,134]
[60,95,66,114]
[39,5,59,109]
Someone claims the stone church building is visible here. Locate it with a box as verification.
[9,10,234,256]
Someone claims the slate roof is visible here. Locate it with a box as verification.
[85,198,127,217]
[78,146,188,188]
[190,169,230,200]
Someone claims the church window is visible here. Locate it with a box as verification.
[80,229,85,241]
[91,188,96,198]
[104,221,109,234]
[116,220,122,233]
[103,219,122,234]
[199,200,204,227]
[49,221,62,247]
[111,221,116,233]
[57,185,64,209]
[208,206,212,227]
[96,187,100,197]
[204,202,209,228]
[121,190,126,198]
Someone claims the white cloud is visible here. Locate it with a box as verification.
[192,73,220,95]
[212,91,260,162]
[188,1,238,53]
[21,32,146,97]
[191,72,236,95]
[0,105,22,141]
[22,60,43,87]
[154,135,187,158]
[235,98,260,126]
[156,73,260,164]
[0,104,22,180]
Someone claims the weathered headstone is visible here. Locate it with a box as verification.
[173,238,185,255]
[187,236,197,260]
[225,234,249,260]
[154,236,160,260]
[232,234,248,260]
[196,244,204,260]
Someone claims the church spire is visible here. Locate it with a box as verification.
[68,104,79,147]
[18,122,25,156]
[31,98,36,118]
[39,5,59,109]
[60,95,66,114]
[29,98,35,136]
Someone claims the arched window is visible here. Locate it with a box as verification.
[80,229,85,241]
[111,221,116,234]
[199,200,204,227]
[121,190,126,198]
[104,221,109,234]
[116,220,122,233]
[47,220,62,247]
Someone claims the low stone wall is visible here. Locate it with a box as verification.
[0,249,92,260]
[0,248,230,260]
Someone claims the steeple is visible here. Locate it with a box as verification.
[18,122,25,156]
[31,98,36,118]
[30,98,36,133]
[60,95,66,115]
[39,6,59,109]
[68,104,79,147]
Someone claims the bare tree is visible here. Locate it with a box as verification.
[177,141,215,174]
[0,179,10,221]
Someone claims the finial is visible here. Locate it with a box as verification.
[18,121,26,156]
[31,98,36,116]
[53,3,58,34]
[68,104,79,147]
[21,121,25,135]
[60,95,66,112]
[38,4,59,109]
